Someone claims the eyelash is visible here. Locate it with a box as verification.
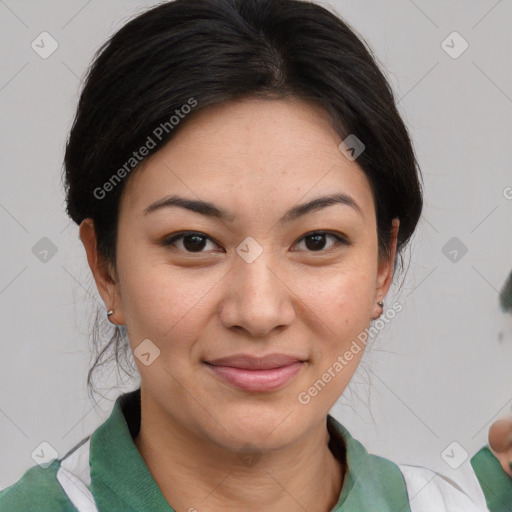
[161,230,350,254]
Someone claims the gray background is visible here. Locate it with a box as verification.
[1,0,511,490]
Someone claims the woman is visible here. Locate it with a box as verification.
[1,0,509,510]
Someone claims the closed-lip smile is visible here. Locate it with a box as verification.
[204,353,306,392]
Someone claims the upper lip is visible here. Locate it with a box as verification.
[205,353,305,370]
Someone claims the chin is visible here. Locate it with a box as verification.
[207,400,309,450]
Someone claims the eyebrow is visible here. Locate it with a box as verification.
[143,192,362,223]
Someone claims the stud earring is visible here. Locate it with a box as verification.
[107,309,116,324]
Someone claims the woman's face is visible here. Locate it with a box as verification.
[84,96,398,451]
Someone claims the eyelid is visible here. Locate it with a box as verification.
[161,230,351,254]
[161,231,223,251]
[291,230,350,253]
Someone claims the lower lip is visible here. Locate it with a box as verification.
[205,362,304,392]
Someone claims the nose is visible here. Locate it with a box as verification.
[219,244,295,338]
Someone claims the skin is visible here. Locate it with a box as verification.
[80,96,400,512]
[488,418,512,477]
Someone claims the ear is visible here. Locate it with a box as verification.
[372,218,400,319]
[79,218,125,325]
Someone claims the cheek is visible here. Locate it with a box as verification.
[299,265,375,403]
[116,231,377,355]
[300,259,376,338]
[116,247,220,348]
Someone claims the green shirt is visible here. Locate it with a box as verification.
[471,445,512,512]
[0,388,505,511]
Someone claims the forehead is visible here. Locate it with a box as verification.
[119,96,375,223]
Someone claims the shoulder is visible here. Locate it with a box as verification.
[0,460,77,512]
[398,462,490,512]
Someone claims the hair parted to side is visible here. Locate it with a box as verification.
[62,0,423,398]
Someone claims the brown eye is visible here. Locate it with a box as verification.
[293,231,349,252]
[162,232,219,253]
[161,230,349,255]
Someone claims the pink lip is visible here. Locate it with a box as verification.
[204,353,305,392]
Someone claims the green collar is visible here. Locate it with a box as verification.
[89,389,168,511]
[89,389,410,511]
[327,415,410,511]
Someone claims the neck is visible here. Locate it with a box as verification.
[134,393,344,512]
